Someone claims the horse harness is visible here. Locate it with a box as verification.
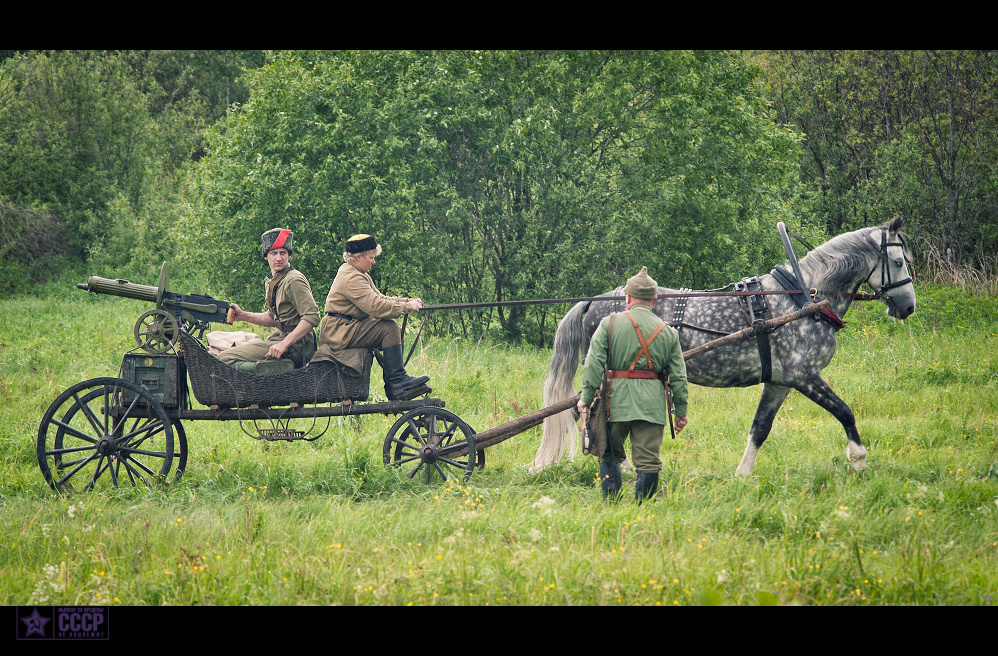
[871,226,913,295]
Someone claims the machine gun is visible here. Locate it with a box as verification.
[78,262,233,353]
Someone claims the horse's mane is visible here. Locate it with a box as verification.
[796,227,880,292]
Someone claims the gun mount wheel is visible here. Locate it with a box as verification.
[134,309,179,354]
[383,407,477,484]
[37,377,175,493]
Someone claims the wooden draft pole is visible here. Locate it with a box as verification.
[457,300,832,455]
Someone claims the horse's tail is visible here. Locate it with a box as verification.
[530,301,588,473]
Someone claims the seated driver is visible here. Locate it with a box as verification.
[317,234,429,400]
[219,228,320,371]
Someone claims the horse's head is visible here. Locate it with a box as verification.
[866,216,916,320]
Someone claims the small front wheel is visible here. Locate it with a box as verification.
[38,377,175,493]
[383,407,476,484]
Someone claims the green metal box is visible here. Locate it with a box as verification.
[120,353,181,408]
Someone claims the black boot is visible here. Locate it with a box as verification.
[599,461,622,502]
[382,344,430,401]
[635,471,659,504]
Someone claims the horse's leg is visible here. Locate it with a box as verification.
[735,383,791,477]
[795,376,866,471]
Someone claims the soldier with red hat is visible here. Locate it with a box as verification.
[219,228,321,371]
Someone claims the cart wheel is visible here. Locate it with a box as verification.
[38,377,174,493]
[383,407,477,484]
[171,419,188,482]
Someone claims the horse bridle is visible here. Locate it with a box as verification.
[868,227,913,296]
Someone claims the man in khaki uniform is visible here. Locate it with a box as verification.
[577,267,689,503]
[219,228,321,371]
[317,234,429,400]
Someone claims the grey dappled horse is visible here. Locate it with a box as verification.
[533,218,916,476]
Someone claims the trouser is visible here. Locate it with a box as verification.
[340,317,402,350]
[600,420,664,473]
[217,329,315,368]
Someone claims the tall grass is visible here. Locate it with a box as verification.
[1,279,996,605]
[918,244,998,297]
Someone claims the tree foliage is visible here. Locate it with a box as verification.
[14,50,994,339]
[760,50,998,266]
[183,50,801,345]
[0,50,265,292]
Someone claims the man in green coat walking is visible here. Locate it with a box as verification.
[577,267,689,503]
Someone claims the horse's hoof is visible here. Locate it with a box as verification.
[734,465,754,477]
[847,443,868,471]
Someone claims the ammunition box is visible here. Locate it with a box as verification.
[121,353,181,408]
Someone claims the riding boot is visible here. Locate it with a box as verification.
[634,471,659,504]
[599,461,622,502]
[382,344,430,401]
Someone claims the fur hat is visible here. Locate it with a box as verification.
[624,266,658,301]
[345,234,379,254]
[262,228,293,260]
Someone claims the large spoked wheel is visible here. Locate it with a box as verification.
[383,407,477,484]
[38,377,175,493]
[171,419,188,483]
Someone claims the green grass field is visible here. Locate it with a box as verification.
[1,280,996,605]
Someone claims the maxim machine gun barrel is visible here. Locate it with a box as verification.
[78,262,233,353]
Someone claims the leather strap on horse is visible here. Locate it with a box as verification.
[670,289,692,333]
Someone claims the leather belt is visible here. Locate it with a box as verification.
[608,370,659,380]
[326,312,357,322]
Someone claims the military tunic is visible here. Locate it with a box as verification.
[316,262,416,351]
[218,264,320,367]
[581,304,688,471]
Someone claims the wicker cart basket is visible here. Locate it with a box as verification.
[180,331,372,407]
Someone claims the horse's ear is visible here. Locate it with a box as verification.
[888,215,903,233]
